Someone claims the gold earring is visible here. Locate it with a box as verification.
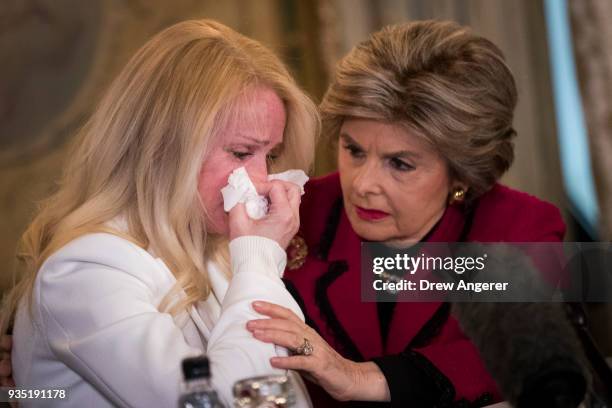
[450,189,465,204]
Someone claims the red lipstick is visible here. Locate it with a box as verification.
[355,206,389,221]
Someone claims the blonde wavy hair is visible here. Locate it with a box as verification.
[1,19,318,333]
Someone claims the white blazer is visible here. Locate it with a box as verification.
[13,233,310,407]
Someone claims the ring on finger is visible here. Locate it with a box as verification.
[294,337,314,356]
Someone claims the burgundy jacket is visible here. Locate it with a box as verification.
[283,172,566,407]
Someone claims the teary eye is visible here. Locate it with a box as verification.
[231,151,253,160]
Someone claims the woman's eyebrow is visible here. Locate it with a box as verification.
[227,137,284,151]
[339,133,362,147]
[340,133,421,159]
[382,150,421,160]
[235,134,271,146]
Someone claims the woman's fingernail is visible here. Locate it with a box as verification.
[252,301,264,308]
[246,321,257,329]
[253,329,265,337]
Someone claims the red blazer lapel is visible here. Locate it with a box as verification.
[386,204,467,354]
[325,208,384,359]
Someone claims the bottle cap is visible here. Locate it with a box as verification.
[182,356,210,380]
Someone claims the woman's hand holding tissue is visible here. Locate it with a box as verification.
[228,180,301,249]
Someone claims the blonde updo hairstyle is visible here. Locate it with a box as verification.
[1,19,319,332]
[321,20,517,202]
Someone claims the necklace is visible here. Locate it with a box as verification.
[378,270,405,295]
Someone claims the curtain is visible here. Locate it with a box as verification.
[569,0,612,241]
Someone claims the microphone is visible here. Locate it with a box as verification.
[450,245,590,408]
[454,302,588,408]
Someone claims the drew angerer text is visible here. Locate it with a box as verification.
[372,279,509,293]
[371,253,509,293]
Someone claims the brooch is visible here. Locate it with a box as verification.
[287,235,308,270]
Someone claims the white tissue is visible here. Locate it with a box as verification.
[268,169,309,194]
[221,167,309,220]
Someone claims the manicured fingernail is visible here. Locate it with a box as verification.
[246,321,257,329]
[253,329,265,337]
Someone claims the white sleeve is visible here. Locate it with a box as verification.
[206,236,307,406]
[37,236,202,408]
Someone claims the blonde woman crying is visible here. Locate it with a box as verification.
[0,19,319,407]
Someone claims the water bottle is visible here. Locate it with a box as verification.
[178,356,226,408]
